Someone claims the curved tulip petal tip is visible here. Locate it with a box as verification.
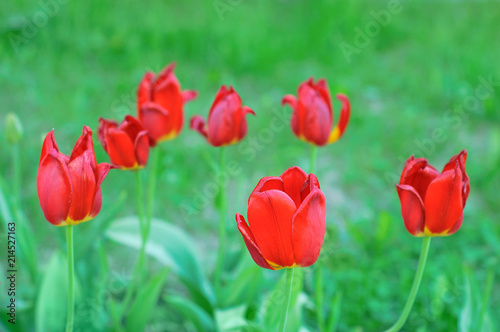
[189,116,208,139]
[236,213,273,270]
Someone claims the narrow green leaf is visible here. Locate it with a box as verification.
[105,216,215,312]
[166,295,215,332]
[35,252,68,332]
[220,255,265,307]
[326,292,342,332]
[125,268,169,332]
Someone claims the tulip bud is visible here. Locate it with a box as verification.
[190,85,255,147]
[5,113,23,145]
[137,62,198,146]
[282,78,351,146]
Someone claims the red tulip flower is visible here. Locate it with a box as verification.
[137,62,198,145]
[235,167,326,270]
[37,126,112,226]
[397,150,470,236]
[190,85,255,147]
[98,115,150,170]
[282,78,350,146]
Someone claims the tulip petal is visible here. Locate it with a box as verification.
[134,130,150,167]
[281,166,308,208]
[400,158,440,200]
[207,92,242,147]
[298,82,332,146]
[446,213,463,235]
[442,150,469,206]
[327,94,351,144]
[89,188,102,219]
[67,150,96,222]
[95,162,112,188]
[283,94,302,138]
[139,102,170,146]
[98,118,118,153]
[153,64,184,136]
[88,163,111,219]
[251,176,284,196]
[137,72,154,110]
[300,174,321,202]
[236,213,273,270]
[119,115,143,140]
[104,128,137,168]
[209,85,230,118]
[249,176,285,205]
[40,130,59,164]
[236,106,255,142]
[154,62,178,90]
[37,149,72,225]
[291,188,326,267]
[396,184,425,236]
[281,94,297,110]
[182,90,198,102]
[70,126,97,169]
[248,190,296,268]
[316,79,333,113]
[404,155,415,167]
[424,165,464,234]
[189,115,208,139]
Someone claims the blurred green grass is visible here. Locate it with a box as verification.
[1,0,499,331]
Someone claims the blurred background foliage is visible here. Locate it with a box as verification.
[0,0,499,331]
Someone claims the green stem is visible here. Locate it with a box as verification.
[476,268,494,332]
[315,261,325,332]
[135,171,146,236]
[385,236,431,332]
[214,147,227,296]
[118,171,147,321]
[310,145,317,174]
[146,148,160,231]
[12,145,21,213]
[66,225,75,332]
[278,268,295,332]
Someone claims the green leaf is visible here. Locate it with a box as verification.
[125,268,169,332]
[166,295,215,332]
[105,216,215,312]
[215,305,248,331]
[326,292,342,332]
[459,265,474,332]
[220,254,265,307]
[35,252,68,332]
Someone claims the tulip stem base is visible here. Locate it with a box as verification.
[66,225,75,332]
[214,147,227,298]
[278,268,295,332]
[385,236,431,332]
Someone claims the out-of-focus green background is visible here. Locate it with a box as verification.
[1,0,499,331]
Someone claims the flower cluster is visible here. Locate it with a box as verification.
[36,61,470,332]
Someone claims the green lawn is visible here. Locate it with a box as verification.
[1,0,499,331]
